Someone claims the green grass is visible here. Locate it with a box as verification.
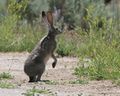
[0,81,15,89]
[112,79,120,86]
[44,80,58,85]
[57,31,82,57]
[0,14,80,56]
[0,15,45,52]
[0,72,13,80]
[69,79,88,84]
[75,27,120,81]
[23,87,54,96]
[0,72,14,89]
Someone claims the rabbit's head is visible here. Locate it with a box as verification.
[42,10,64,36]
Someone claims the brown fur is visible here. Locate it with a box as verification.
[24,11,63,82]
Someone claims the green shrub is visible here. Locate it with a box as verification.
[57,38,75,56]
[75,28,120,80]
[0,15,44,52]
[56,32,81,56]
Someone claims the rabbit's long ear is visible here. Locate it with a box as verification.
[42,11,53,27]
[42,11,46,18]
[46,11,53,26]
[42,11,48,24]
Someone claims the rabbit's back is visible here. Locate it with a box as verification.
[25,36,56,65]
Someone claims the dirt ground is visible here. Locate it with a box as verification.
[0,53,120,96]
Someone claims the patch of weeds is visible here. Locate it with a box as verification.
[0,14,44,52]
[0,72,13,80]
[0,81,15,89]
[112,79,120,86]
[23,87,54,96]
[56,32,79,57]
[44,80,58,85]
[57,42,74,56]
[75,29,120,81]
[69,79,88,84]
[77,93,85,96]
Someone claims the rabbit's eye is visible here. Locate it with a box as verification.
[55,28,58,30]
[56,28,61,32]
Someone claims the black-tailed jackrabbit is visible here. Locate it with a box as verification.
[24,11,63,82]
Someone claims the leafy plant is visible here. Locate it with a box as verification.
[23,87,54,96]
[0,81,15,89]
[75,27,120,81]
[0,72,13,80]
[0,14,44,52]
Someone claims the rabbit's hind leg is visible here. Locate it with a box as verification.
[36,74,49,82]
[29,76,36,82]
[36,69,45,82]
[36,74,42,82]
[36,66,45,82]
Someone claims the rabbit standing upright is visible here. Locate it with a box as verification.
[24,11,63,82]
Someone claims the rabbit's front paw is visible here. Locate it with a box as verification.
[52,62,56,68]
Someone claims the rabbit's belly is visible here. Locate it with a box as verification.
[44,54,51,64]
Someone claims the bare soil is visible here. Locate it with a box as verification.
[0,53,120,96]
